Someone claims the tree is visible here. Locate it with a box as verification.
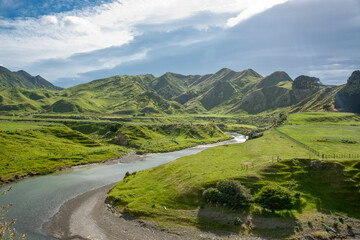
[293,75,321,89]
[255,184,294,212]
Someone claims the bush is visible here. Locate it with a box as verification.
[233,217,242,226]
[203,180,253,208]
[255,184,295,211]
[203,188,223,203]
[216,180,253,207]
[294,192,301,199]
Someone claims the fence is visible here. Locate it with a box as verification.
[274,128,359,159]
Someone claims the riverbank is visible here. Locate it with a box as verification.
[44,184,183,240]
[44,182,261,240]
[43,134,249,240]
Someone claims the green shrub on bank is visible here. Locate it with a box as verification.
[255,184,295,211]
[203,180,253,208]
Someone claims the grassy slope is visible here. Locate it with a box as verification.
[107,128,313,218]
[0,121,128,183]
[108,112,360,238]
[278,112,360,155]
[0,68,345,116]
[117,123,233,153]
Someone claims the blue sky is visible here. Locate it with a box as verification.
[0,0,359,87]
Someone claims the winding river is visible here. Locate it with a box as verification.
[0,133,246,239]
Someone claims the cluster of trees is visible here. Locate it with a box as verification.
[203,180,296,212]
[293,75,321,90]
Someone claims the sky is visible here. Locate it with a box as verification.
[0,0,359,87]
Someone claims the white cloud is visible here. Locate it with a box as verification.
[0,0,290,76]
[39,50,148,82]
[309,66,355,85]
[226,0,289,27]
[41,15,58,25]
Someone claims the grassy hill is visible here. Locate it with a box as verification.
[107,112,360,239]
[0,67,357,116]
[0,66,61,90]
[0,120,128,184]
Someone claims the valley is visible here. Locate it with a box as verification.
[0,66,359,239]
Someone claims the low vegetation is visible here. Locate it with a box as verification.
[255,184,295,212]
[114,123,232,153]
[0,121,129,184]
[0,117,234,184]
[203,180,252,208]
[108,112,360,239]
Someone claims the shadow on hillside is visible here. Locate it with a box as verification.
[260,158,360,218]
[196,206,298,239]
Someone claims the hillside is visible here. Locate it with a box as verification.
[0,67,358,115]
[0,66,61,90]
[335,70,360,113]
[107,112,360,239]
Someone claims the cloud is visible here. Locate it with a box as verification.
[0,0,290,69]
[31,48,148,83]
[226,0,288,27]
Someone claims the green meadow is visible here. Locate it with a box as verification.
[108,112,360,238]
[0,117,233,184]
[278,112,360,156]
[0,121,128,183]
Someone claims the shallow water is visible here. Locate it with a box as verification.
[0,133,246,239]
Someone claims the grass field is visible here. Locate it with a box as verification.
[0,121,129,183]
[107,112,360,238]
[0,118,234,183]
[278,112,360,156]
[107,128,315,220]
[118,123,233,153]
[0,121,58,131]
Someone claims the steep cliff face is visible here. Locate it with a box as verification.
[235,85,317,114]
[335,70,360,113]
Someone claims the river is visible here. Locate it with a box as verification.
[0,133,246,239]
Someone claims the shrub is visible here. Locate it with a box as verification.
[216,180,253,208]
[203,180,252,208]
[203,188,223,203]
[233,217,242,226]
[255,184,295,211]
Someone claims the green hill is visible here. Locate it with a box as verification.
[0,67,358,115]
[0,66,61,90]
[107,112,360,238]
[256,71,292,89]
[335,70,360,113]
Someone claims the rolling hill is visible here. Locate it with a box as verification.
[0,66,61,90]
[0,66,358,115]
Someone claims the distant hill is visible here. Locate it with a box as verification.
[0,67,358,115]
[256,71,292,89]
[0,66,61,90]
[49,74,184,114]
[335,70,360,113]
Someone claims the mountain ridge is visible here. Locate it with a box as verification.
[0,66,358,115]
[0,66,62,90]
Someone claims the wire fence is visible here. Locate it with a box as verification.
[274,128,360,159]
